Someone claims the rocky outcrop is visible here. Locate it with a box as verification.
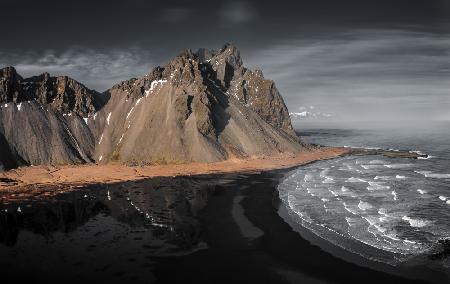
[199,43,294,135]
[0,66,102,116]
[0,43,304,169]
[0,67,100,169]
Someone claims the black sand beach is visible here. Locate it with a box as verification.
[0,170,448,284]
[153,171,448,284]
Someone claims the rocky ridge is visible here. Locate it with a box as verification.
[0,43,305,170]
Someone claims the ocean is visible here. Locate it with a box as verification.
[278,122,450,270]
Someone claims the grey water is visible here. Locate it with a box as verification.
[279,121,450,269]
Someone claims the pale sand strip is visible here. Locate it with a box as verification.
[0,147,349,195]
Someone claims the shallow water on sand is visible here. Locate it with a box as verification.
[0,177,216,283]
[279,123,450,268]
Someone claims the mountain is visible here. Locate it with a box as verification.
[0,67,104,170]
[0,43,306,170]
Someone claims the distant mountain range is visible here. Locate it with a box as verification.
[0,43,307,170]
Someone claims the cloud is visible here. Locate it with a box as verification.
[219,1,257,26]
[245,29,450,121]
[1,28,448,123]
[0,47,153,91]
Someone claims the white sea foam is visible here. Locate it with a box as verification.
[402,216,431,228]
[383,233,401,242]
[343,164,355,171]
[346,177,367,183]
[384,164,413,169]
[391,190,398,201]
[411,150,432,159]
[287,194,313,224]
[319,169,329,177]
[374,175,392,181]
[377,209,395,223]
[367,181,390,191]
[361,164,384,170]
[438,196,447,201]
[278,148,446,261]
[415,171,450,179]
[343,202,358,216]
[306,188,316,197]
[365,146,382,150]
[417,155,434,160]
[345,217,359,227]
[358,201,373,211]
[329,190,339,197]
[304,174,313,182]
[362,216,386,233]
[378,208,388,216]
[378,216,390,222]
[403,239,418,244]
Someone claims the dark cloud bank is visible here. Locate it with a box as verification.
[1,0,449,122]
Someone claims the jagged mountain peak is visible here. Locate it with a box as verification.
[216,42,243,68]
[0,67,102,116]
[107,43,294,135]
[196,42,242,66]
[0,66,22,80]
[111,43,245,99]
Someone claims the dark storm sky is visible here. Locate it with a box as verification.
[2,0,450,121]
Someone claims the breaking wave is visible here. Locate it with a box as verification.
[278,152,448,265]
[402,216,432,228]
[415,170,450,179]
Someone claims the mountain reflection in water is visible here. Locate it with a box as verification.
[0,176,222,283]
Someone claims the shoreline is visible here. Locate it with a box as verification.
[0,150,446,283]
[152,171,446,284]
[0,147,348,200]
[278,200,449,283]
